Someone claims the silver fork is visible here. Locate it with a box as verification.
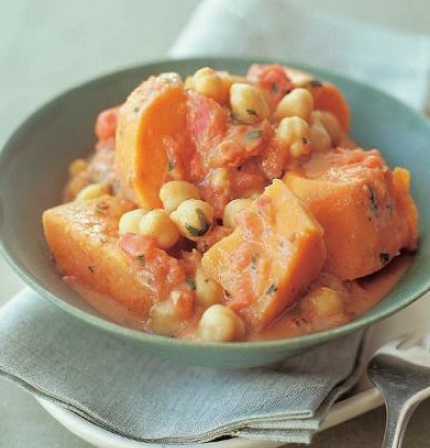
[367,334,430,448]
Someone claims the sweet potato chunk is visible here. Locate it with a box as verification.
[308,81,350,131]
[115,73,189,208]
[392,167,419,249]
[202,180,326,331]
[284,149,418,280]
[43,196,153,315]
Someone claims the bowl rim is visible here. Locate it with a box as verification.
[1,55,430,352]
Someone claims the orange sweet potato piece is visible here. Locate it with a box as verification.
[115,73,189,208]
[43,196,152,315]
[308,81,350,131]
[392,167,419,249]
[284,149,418,280]
[202,180,326,331]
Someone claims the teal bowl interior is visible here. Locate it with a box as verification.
[1,57,430,368]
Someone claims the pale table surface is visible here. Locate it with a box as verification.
[1,1,430,446]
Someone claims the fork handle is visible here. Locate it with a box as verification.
[382,398,419,448]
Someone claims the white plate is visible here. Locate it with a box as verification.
[36,293,430,448]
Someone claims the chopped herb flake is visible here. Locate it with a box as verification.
[88,265,95,273]
[379,252,390,265]
[251,255,258,270]
[266,283,278,294]
[231,115,246,125]
[271,82,279,95]
[136,255,145,265]
[99,237,108,244]
[185,208,211,237]
[246,108,258,116]
[168,159,175,172]
[246,129,263,140]
[186,278,196,290]
[95,201,109,214]
[367,185,378,213]
[309,79,323,88]
[292,317,308,327]
[106,184,114,195]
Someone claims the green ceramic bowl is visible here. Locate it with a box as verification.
[1,57,430,368]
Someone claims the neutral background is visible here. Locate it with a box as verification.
[1,0,430,446]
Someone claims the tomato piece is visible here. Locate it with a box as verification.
[95,106,120,142]
[120,234,186,301]
[259,137,290,180]
[187,90,226,156]
[230,160,267,199]
[247,64,293,105]
[187,91,272,169]
[200,182,231,218]
[228,298,252,313]
[213,120,273,168]
[196,225,232,253]
[120,233,156,257]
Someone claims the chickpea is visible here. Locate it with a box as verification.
[184,75,194,90]
[192,67,229,105]
[223,198,253,228]
[276,116,311,159]
[139,209,179,249]
[198,304,245,342]
[159,180,200,213]
[274,88,314,122]
[150,300,181,336]
[309,120,331,152]
[230,83,271,124]
[195,267,223,308]
[75,183,108,201]
[218,71,249,91]
[68,159,88,177]
[284,67,314,88]
[311,110,342,146]
[118,209,148,235]
[170,199,214,241]
[150,290,193,336]
[247,190,263,200]
[302,287,344,319]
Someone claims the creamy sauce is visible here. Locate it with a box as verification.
[66,254,411,341]
[252,254,412,341]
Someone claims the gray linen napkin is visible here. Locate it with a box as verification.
[0,289,364,444]
[170,0,430,111]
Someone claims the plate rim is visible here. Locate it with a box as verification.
[35,385,384,447]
